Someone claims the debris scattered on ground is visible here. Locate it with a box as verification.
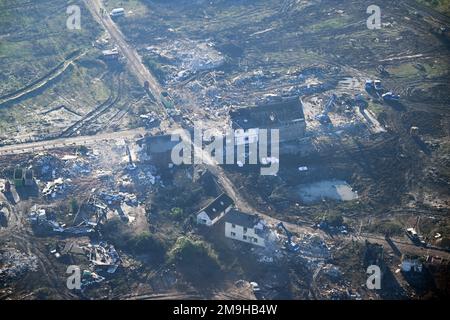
[85,242,121,274]
[0,249,38,280]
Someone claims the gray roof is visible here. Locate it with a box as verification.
[224,209,261,228]
[137,134,179,154]
[200,193,234,220]
[137,129,195,154]
[230,97,305,130]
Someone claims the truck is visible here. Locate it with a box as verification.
[365,79,383,91]
[160,91,174,109]
[406,228,427,247]
[382,92,400,102]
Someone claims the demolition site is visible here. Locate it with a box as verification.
[0,0,449,300]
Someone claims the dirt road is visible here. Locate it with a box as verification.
[0,128,145,156]
[84,0,163,101]
[359,233,450,260]
[83,0,256,216]
[81,1,450,261]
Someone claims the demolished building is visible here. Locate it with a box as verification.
[29,208,96,235]
[230,96,306,143]
[86,242,121,274]
[137,134,179,167]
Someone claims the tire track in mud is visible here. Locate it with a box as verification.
[0,199,71,299]
[0,51,86,107]
[60,72,123,138]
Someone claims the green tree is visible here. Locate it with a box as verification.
[167,237,222,285]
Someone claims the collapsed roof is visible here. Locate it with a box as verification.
[230,96,305,130]
[137,135,179,154]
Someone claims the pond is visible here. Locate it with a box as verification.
[297,180,358,204]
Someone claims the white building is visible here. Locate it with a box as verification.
[102,48,119,60]
[196,193,233,226]
[224,210,267,247]
[401,255,423,272]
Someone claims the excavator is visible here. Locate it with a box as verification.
[277,222,300,252]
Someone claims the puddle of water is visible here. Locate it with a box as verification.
[297,180,358,204]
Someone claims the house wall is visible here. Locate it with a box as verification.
[401,260,423,272]
[197,211,212,226]
[197,206,232,226]
[225,222,265,247]
[278,119,306,142]
[233,121,306,145]
[150,152,173,168]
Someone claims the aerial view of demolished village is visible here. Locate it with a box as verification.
[0,0,449,302]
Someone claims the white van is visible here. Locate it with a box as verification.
[110,8,125,18]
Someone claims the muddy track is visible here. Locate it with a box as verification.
[105,95,145,130]
[11,233,72,299]
[59,72,123,138]
[401,1,450,26]
[0,50,85,107]
[0,198,72,299]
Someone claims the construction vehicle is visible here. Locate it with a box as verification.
[382,92,400,102]
[13,168,24,187]
[315,94,335,125]
[276,222,300,252]
[410,126,419,137]
[160,91,174,109]
[374,80,382,91]
[406,226,427,247]
[365,79,383,92]
[125,144,136,170]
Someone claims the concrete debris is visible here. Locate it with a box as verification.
[31,153,91,182]
[147,39,225,82]
[258,256,274,263]
[321,264,342,279]
[0,249,38,280]
[98,191,139,207]
[31,154,63,181]
[86,242,121,273]
[298,233,331,260]
[41,178,71,198]
[29,208,96,235]
[81,270,105,290]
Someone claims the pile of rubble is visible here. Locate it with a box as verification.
[28,208,96,235]
[80,270,105,291]
[85,242,121,274]
[98,191,139,207]
[0,248,38,280]
[147,39,225,82]
[41,178,71,198]
[298,233,331,260]
[31,153,91,181]
[31,154,64,181]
